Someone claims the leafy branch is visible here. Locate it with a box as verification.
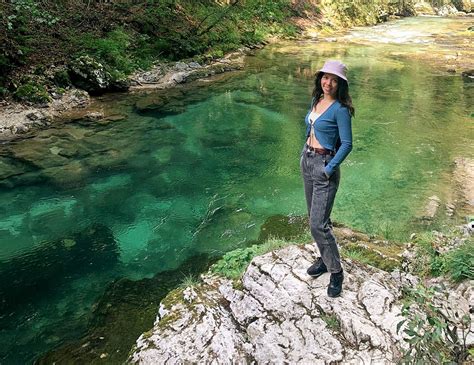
[397,283,472,364]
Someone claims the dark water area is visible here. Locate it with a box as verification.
[0,17,473,363]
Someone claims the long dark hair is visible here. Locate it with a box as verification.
[312,72,355,117]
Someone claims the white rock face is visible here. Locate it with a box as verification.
[130,283,249,364]
[129,244,471,364]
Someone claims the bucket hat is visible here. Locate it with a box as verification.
[318,60,348,83]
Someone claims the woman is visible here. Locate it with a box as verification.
[301,60,354,298]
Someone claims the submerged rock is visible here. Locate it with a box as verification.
[37,253,214,364]
[422,195,441,220]
[258,214,307,242]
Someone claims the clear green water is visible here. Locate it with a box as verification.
[1,19,473,363]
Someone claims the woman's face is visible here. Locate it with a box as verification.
[321,73,339,98]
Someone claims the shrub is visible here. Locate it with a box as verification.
[397,284,471,363]
[77,28,135,75]
[445,241,474,282]
[0,87,8,99]
[53,69,71,88]
[211,237,292,279]
[411,231,473,281]
[13,81,50,104]
[211,245,261,279]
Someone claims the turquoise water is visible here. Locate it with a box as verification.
[1,20,473,363]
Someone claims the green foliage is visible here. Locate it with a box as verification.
[445,241,474,281]
[320,313,341,332]
[7,0,59,30]
[179,273,201,289]
[13,81,50,104]
[52,69,71,88]
[77,28,135,75]
[0,87,8,99]
[397,284,472,364]
[211,245,261,279]
[411,231,473,281]
[211,237,291,279]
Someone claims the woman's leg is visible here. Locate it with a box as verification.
[308,157,341,273]
[301,155,314,217]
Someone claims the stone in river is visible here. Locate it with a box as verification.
[129,245,404,363]
[37,253,214,364]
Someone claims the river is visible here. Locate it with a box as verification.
[0,16,473,363]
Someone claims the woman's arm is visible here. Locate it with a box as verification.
[324,106,353,177]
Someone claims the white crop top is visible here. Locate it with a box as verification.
[309,111,321,125]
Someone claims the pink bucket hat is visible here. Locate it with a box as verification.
[318,60,348,83]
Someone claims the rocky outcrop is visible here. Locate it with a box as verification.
[129,243,472,364]
[129,49,247,91]
[0,89,90,141]
[0,49,247,141]
[68,55,130,95]
[129,239,474,364]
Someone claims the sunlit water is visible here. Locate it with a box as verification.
[1,17,473,363]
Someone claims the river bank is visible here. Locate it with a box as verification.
[1,5,473,142]
[0,48,250,142]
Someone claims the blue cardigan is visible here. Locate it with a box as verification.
[305,99,353,177]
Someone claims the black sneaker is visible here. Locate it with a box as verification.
[327,269,344,298]
[307,257,328,278]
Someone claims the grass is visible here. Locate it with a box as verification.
[210,237,298,280]
[179,273,201,289]
[411,229,474,282]
[320,313,341,332]
[340,243,401,272]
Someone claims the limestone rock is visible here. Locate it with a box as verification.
[437,4,458,16]
[422,195,441,220]
[130,53,245,91]
[131,243,473,364]
[413,2,436,15]
[130,245,409,363]
[129,284,249,364]
[67,56,130,94]
[68,55,112,95]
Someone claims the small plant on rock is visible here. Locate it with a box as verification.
[397,283,472,364]
[13,81,50,104]
[179,273,201,289]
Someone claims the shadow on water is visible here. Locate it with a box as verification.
[35,213,306,364]
[0,224,119,316]
[36,252,215,364]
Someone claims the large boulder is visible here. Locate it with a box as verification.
[130,243,473,364]
[130,245,405,363]
[68,55,129,95]
[413,1,436,15]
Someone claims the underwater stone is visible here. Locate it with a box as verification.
[37,253,214,364]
